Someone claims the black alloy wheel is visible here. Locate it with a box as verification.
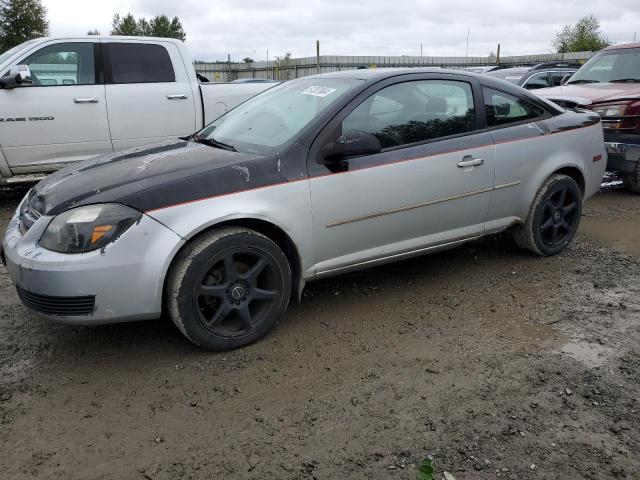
[194,248,280,338]
[513,174,583,256]
[166,228,292,351]
[537,187,580,250]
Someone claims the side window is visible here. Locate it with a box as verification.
[342,80,476,149]
[550,71,571,86]
[483,88,546,128]
[104,43,175,84]
[21,43,95,86]
[523,72,550,89]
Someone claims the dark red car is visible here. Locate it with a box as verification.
[535,43,640,193]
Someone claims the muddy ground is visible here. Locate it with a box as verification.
[0,182,638,480]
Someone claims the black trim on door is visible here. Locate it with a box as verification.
[93,43,104,85]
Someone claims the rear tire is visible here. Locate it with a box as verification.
[622,170,640,194]
[166,227,292,351]
[513,174,583,256]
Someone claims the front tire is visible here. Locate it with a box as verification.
[513,174,583,256]
[622,169,640,194]
[166,227,292,351]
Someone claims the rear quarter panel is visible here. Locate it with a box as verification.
[485,111,605,230]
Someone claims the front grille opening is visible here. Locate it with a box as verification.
[16,286,95,316]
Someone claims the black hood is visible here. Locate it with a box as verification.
[32,139,280,215]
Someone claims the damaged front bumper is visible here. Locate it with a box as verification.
[604,134,640,174]
[1,204,185,324]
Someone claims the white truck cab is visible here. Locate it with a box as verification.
[0,36,277,182]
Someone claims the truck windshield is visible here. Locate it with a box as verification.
[0,39,39,67]
[197,77,362,155]
[568,48,640,84]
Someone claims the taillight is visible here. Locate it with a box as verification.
[620,101,640,131]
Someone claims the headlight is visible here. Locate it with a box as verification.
[591,104,627,117]
[40,204,142,254]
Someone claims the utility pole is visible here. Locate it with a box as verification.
[496,43,501,65]
[266,48,269,62]
[634,32,637,42]
[465,27,470,65]
[420,42,423,57]
[316,40,320,75]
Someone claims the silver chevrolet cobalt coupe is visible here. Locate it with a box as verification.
[2,69,606,350]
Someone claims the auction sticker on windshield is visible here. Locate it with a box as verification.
[301,86,337,97]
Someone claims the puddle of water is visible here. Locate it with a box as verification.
[560,341,613,368]
[579,219,640,256]
[499,321,564,343]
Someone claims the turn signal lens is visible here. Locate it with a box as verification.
[91,225,114,244]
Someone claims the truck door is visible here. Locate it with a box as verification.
[102,41,197,151]
[0,40,111,173]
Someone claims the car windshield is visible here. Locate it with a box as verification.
[0,39,39,67]
[486,69,527,84]
[197,77,362,155]
[568,48,640,84]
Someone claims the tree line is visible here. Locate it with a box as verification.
[0,0,186,52]
[0,0,615,59]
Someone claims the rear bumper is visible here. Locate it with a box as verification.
[604,133,640,173]
[1,208,185,324]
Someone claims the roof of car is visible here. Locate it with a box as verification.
[488,67,531,75]
[603,42,640,51]
[309,67,479,81]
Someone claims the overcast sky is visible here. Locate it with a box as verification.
[42,0,640,61]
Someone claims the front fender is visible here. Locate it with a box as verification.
[144,179,315,278]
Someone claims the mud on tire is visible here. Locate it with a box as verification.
[165,227,292,351]
[513,174,583,256]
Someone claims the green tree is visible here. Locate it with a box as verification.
[242,57,254,64]
[0,0,49,51]
[168,17,185,41]
[110,12,186,41]
[87,29,100,35]
[137,18,151,36]
[553,15,611,53]
[111,13,139,36]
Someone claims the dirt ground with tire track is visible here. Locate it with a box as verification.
[0,182,639,480]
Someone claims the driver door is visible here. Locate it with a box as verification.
[307,75,496,275]
[0,40,111,173]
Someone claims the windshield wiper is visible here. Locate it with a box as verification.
[192,135,237,152]
[610,78,640,83]
[566,79,600,85]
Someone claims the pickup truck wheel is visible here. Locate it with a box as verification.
[622,170,640,194]
[513,174,582,256]
[166,227,291,351]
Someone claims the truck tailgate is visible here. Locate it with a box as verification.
[200,82,279,124]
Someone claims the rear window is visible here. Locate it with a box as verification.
[483,88,546,127]
[104,43,175,84]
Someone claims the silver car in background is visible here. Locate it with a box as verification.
[2,68,606,350]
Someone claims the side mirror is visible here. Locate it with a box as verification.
[0,64,33,89]
[560,74,572,85]
[321,130,382,163]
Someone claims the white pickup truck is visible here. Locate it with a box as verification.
[0,36,277,183]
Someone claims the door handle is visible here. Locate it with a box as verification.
[167,94,188,100]
[74,97,99,104]
[457,156,484,168]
